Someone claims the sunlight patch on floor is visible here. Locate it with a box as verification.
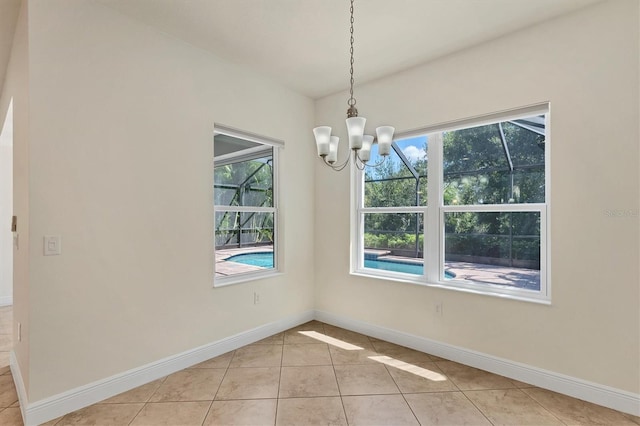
[368,355,447,381]
[297,331,363,350]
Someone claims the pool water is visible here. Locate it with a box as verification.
[365,259,455,278]
[226,252,274,268]
[227,252,454,278]
[365,259,423,274]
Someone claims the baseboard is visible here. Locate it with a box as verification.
[0,296,12,307]
[10,351,27,425]
[315,309,640,417]
[22,310,314,426]
[16,308,639,425]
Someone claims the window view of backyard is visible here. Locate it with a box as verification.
[360,111,547,296]
[214,132,277,282]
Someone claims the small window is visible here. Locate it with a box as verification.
[353,104,549,303]
[214,125,282,286]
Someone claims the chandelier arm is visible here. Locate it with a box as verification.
[324,150,353,171]
[330,155,353,172]
[362,156,388,169]
[354,154,366,171]
[354,149,388,169]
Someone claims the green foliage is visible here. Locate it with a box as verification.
[214,153,274,247]
[364,233,424,250]
[214,156,273,207]
[442,121,545,205]
[364,140,427,208]
[363,119,545,264]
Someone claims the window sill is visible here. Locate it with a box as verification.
[213,270,283,288]
[350,270,551,305]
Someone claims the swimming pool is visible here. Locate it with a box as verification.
[226,252,274,268]
[365,259,455,278]
[227,252,454,278]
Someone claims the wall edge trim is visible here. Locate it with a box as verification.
[314,309,640,416]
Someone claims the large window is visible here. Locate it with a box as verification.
[214,125,282,286]
[354,105,549,302]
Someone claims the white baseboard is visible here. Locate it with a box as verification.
[315,310,640,417]
[14,308,639,425]
[0,296,12,307]
[20,310,314,426]
[10,351,27,425]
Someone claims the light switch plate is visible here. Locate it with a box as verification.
[44,235,61,255]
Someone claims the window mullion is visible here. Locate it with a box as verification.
[426,132,442,283]
[214,206,276,213]
[441,203,545,213]
[352,164,364,272]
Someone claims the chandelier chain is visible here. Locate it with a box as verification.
[313,0,393,172]
[348,0,356,108]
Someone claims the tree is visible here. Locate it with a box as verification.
[214,154,274,247]
[363,118,545,265]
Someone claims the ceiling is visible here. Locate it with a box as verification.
[1,0,603,99]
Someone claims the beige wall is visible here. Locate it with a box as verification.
[315,0,639,394]
[0,0,30,395]
[24,0,315,401]
[0,104,13,305]
[4,0,638,406]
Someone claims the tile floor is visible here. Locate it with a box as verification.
[0,316,638,425]
[0,306,11,367]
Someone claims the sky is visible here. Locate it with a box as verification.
[370,135,427,165]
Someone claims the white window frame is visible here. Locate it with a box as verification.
[351,103,551,303]
[213,124,284,287]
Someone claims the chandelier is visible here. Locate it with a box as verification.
[313,0,394,171]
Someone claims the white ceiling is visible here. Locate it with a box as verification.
[96,0,603,98]
[1,0,603,99]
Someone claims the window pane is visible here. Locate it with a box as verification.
[443,116,545,205]
[214,151,273,207]
[444,211,540,290]
[363,213,424,275]
[215,211,275,278]
[215,211,274,248]
[365,136,428,207]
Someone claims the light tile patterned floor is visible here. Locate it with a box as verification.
[0,306,11,369]
[0,314,639,425]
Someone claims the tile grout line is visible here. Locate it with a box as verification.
[124,379,166,426]
[459,388,497,426]
[513,388,570,426]
[323,323,351,425]
[382,362,422,425]
[125,401,147,426]
[274,331,285,426]
[201,351,234,426]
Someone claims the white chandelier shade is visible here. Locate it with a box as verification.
[346,117,366,150]
[312,124,394,167]
[313,126,331,157]
[376,126,394,156]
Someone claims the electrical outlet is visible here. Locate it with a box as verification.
[435,302,443,316]
[253,292,260,305]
